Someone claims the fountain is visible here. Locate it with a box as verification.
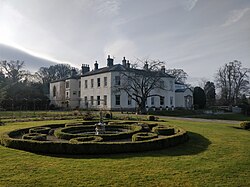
[95,111,106,135]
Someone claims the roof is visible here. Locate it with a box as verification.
[51,64,175,83]
[81,64,174,78]
[175,88,193,93]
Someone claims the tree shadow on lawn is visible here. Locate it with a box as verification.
[40,132,211,159]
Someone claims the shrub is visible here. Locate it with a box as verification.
[152,126,175,136]
[82,110,95,120]
[69,136,103,144]
[29,127,51,134]
[148,115,156,121]
[239,121,250,129]
[105,113,111,119]
[132,132,158,142]
[22,133,47,141]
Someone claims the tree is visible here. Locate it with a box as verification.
[118,60,167,114]
[204,81,216,107]
[215,60,250,105]
[166,68,188,83]
[193,87,206,109]
[0,60,28,83]
[35,64,75,94]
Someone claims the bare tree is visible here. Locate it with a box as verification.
[118,60,167,114]
[215,60,250,105]
[166,68,188,83]
[0,60,29,83]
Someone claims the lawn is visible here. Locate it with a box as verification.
[0,118,249,186]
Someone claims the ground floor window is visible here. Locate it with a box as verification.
[160,96,164,105]
[97,96,100,105]
[115,95,120,105]
[104,95,107,105]
[91,96,94,105]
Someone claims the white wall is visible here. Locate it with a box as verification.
[50,81,65,107]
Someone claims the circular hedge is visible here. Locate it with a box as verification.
[22,133,47,141]
[0,123,188,155]
[132,132,158,142]
[152,125,175,136]
[69,136,103,144]
[54,124,142,141]
[29,127,51,134]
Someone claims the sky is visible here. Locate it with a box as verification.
[0,0,249,85]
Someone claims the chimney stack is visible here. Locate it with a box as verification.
[107,55,114,67]
[144,61,149,70]
[161,66,166,73]
[81,64,90,75]
[126,60,130,68]
[94,61,98,70]
[122,57,126,66]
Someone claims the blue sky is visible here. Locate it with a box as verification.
[0,0,249,85]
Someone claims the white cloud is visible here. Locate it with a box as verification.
[182,0,198,11]
[222,8,250,27]
[104,39,137,62]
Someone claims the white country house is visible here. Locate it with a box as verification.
[50,56,193,110]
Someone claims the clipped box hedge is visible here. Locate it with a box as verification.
[132,132,158,142]
[29,127,51,134]
[152,125,175,136]
[239,121,250,130]
[69,136,103,144]
[0,123,188,155]
[22,133,47,141]
[54,124,142,141]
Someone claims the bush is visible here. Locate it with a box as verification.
[82,110,95,120]
[132,132,158,142]
[69,136,103,144]
[148,115,156,121]
[152,125,175,136]
[22,133,47,141]
[239,121,250,129]
[29,127,51,134]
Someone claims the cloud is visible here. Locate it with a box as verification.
[182,0,198,11]
[222,8,250,27]
[104,39,137,62]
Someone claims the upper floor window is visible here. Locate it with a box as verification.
[79,81,81,88]
[66,81,69,88]
[91,79,94,88]
[85,80,88,88]
[53,86,56,97]
[115,76,120,85]
[91,96,94,105]
[160,80,164,88]
[97,78,101,87]
[170,80,173,91]
[104,77,107,87]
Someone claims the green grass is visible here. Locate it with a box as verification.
[0,118,249,186]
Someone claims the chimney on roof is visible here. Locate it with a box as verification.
[126,60,130,68]
[81,64,90,74]
[161,66,166,73]
[122,57,126,66]
[107,55,114,67]
[71,68,77,78]
[94,61,99,70]
[144,61,148,70]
